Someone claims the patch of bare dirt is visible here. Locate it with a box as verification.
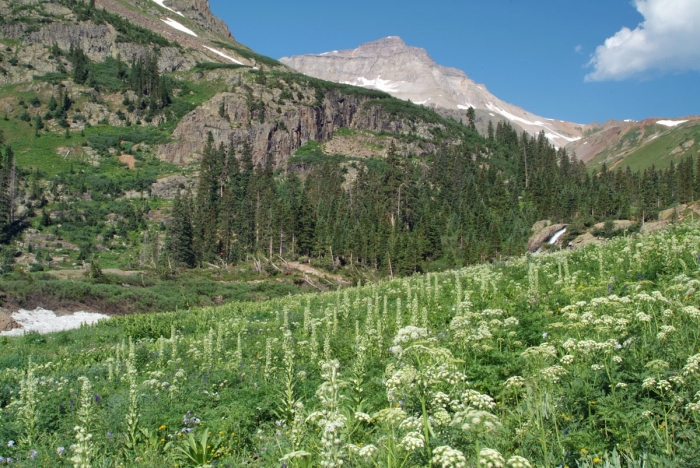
[118,154,137,170]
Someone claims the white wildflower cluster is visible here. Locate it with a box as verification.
[657,325,676,341]
[373,407,407,426]
[506,455,533,467]
[521,343,557,361]
[390,326,429,356]
[399,416,422,431]
[431,408,452,427]
[504,376,525,389]
[682,306,700,319]
[432,445,467,468]
[479,448,505,467]
[683,353,700,376]
[452,408,501,433]
[560,355,575,365]
[686,392,700,413]
[358,444,378,458]
[398,431,425,451]
[540,365,568,384]
[460,389,496,410]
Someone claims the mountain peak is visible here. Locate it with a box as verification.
[281,38,585,147]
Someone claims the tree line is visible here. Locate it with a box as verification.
[159,122,700,278]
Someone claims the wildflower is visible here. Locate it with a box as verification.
[432,445,467,468]
[479,448,505,467]
[504,376,525,389]
[452,409,501,433]
[279,451,311,462]
[506,456,532,468]
[29,450,37,459]
[593,457,602,463]
[56,447,65,456]
[7,441,13,447]
[358,444,378,458]
[398,432,424,451]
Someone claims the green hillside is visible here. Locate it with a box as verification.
[1,222,700,466]
[586,121,700,172]
[620,122,700,172]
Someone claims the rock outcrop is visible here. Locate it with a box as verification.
[167,0,233,39]
[157,73,450,166]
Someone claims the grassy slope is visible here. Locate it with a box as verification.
[587,122,700,172]
[0,222,699,466]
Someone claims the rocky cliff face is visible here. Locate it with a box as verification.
[281,37,584,148]
[166,0,233,39]
[157,70,446,166]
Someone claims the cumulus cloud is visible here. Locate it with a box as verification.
[586,0,700,81]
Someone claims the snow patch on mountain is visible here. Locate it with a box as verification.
[486,103,581,143]
[152,0,184,17]
[161,18,197,37]
[340,76,402,93]
[657,120,688,127]
[203,46,243,65]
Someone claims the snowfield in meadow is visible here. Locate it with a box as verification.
[1,308,109,336]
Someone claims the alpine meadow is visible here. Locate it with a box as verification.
[0,0,699,467]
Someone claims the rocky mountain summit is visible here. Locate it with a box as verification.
[281,37,584,147]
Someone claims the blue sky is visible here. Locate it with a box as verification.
[209,0,700,124]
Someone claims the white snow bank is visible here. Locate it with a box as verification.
[457,104,474,110]
[203,46,243,65]
[152,0,184,17]
[340,76,402,93]
[657,120,688,127]
[1,308,109,336]
[161,18,197,37]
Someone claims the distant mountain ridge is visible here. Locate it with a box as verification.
[281,36,585,147]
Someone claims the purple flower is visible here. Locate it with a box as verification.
[107,432,113,438]
[94,394,101,403]
[275,430,282,437]
[7,441,14,447]
[57,447,65,456]
[29,450,37,459]
[542,332,548,339]
[0,457,5,463]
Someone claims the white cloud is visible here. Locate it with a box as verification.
[574,45,583,54]
[586,0,700,81]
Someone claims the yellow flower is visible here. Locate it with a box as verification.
[581,448,588,454]
[158,425,167,430]
[593,458,601,464]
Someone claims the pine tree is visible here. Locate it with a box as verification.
[166,191,195,268]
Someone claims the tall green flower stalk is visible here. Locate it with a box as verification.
[18,359,38,449]
[277,331,298,424]
[308,360,347,468]
[71,377,94,468]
